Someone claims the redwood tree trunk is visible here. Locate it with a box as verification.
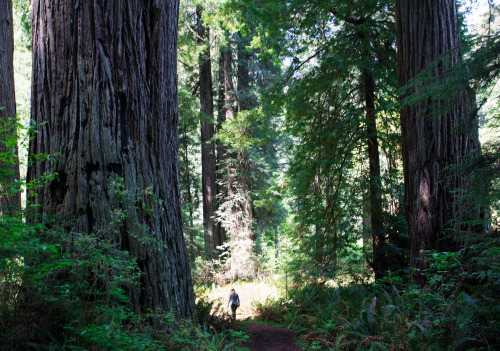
[236,34,256,243]
[237,34,254,112]
[29,0,195,319]
[223,44,238,238]
[181,125,195,261]
[197,8,217,257]
[221,34,258,278]
[223,42,253,278]
[216,51,227,248]
[395,0,479,282]
[0,0,21,215]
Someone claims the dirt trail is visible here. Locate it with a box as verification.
[245,322,302,351]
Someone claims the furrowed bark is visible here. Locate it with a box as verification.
[29,0,195,319]
[395,0,480,283]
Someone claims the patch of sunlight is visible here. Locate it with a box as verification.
[13,9,32,210]
[197,280,284,320]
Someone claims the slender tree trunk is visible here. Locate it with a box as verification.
[362,68,385,280]
[395,0,480,283]
[362,187,372,267]
[224,44,239,242]
[184,141,194,229]
[236,34,256,242]
[29,0,195,319]
[0,0,21,215]
[216,52,227,248]
[197,8,217,257]
[181,126,195,261]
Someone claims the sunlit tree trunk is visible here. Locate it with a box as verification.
[223,33,258,278]
[29,0,195,319]
[0,0,21,215]
[395,0,480,283]
[221,39,257,278]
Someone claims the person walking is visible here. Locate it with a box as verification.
[228,288,240,322]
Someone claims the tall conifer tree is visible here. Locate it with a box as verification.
[197,7,218,257]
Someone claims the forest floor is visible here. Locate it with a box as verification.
[245,322,302,351]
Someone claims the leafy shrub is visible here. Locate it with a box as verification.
[196,296,235,331]
[253,297,286,323]
[253,243,499,350]
[0,121,250,350]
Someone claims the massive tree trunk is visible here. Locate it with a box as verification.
[362,68,385,280]
[29,0,195,319]
[196,8,217,257]
[0,0,21,215]
[395,0,479,282]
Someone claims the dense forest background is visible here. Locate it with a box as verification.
[1,0,499,350]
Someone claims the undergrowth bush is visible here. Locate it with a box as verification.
[252,297,286,323]
[254,240,499,350]
[0,121,249,350]
[0,212,251,350]
[196,296,237,331]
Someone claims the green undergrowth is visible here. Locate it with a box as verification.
[253,240,499,350]
[0,131,248,350]
[0,212,250,350]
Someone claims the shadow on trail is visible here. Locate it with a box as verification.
[244,322,302,351]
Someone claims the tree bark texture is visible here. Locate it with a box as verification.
[0,0,21,215]
[29,0,195,319]
[196,8,217,257]
[395,0,479,281]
